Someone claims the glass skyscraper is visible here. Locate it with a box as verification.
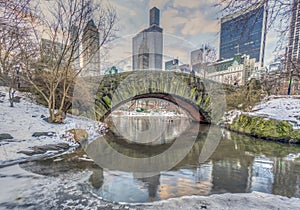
[219,5,267,66]
[132,7,163,70]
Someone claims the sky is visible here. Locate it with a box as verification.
[103,0,278,71]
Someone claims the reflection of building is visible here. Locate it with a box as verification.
[206,54,256,86]
[138,175,161,201]
[132,7,163,70]
[272,159,300,198]
[82,19,100,76]
[211,160,251,193]
[250,157,274,193]
[286,0,300,71]
[219,5,267,66]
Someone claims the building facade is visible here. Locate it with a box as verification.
[219,5,267,67]
[82,19,100,76]
[132,7,163,70]
[165,59,179,70]
[286,0,300,71]
[191,45,216,78]
[206,54,257,86]
[70,25,80,71]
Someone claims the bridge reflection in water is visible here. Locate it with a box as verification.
[107,116,191,145]
[80,116,300,203]
[20,117,300,203]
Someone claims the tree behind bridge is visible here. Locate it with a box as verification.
[22,0,118,123]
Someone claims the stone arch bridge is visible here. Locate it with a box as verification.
[75,71,226,123]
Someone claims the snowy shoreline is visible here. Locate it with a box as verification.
[0,86,106,166]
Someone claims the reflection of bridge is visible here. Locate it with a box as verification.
[90,71,225,122]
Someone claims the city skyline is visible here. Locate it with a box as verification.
[105,0,279,71]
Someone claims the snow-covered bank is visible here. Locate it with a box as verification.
[140,191,300,210]
[222,96,300,143]
[0,87,106,166]
[250,96,300,129]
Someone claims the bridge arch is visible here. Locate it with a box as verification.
[92,71,225,123]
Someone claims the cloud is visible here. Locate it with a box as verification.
[106,0,148,35]
[173,0,218,9]
[161,9,186,34]
[149,0,169,9]
[181,11,219,35]
[161,7,218,36]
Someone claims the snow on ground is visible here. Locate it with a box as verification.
[223,96,300,129]
[0,86,105,166]
[250,96,300,129]
[140,191,300,210]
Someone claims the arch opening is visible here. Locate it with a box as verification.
[99,93,209,123]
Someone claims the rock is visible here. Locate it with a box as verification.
[67,129,88,143]
[18,143,70,156]
[13,96,21,103]
[67,108,79,115]
[97,123,109,134]
[32,132,55,137]
[54,111,66,123]
[0,133,13,140]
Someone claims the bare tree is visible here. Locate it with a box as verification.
[23,0,118,123]
[0,0,35,107]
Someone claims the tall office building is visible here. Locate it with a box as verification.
[82,19,100,76]
[286,0,300,71]
[132,7,163,70]
[70,24,80,71]
[219,5,267,66]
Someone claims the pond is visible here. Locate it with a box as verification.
[1,116,300,206]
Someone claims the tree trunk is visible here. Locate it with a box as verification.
[8,88,15,107]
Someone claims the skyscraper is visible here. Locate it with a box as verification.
[219,5,267,66]
[132,7,163,70]
[286,0,300,71]
[70,25,80,71]
[82,19,100,76]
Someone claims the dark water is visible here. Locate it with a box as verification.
[17,116,300,204]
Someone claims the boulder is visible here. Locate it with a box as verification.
[0,133,13,140]
[54,111,66,124]
[32,132,55,137]
[13,96,21,103]
[18,143,70,156]
[67,129,88,143]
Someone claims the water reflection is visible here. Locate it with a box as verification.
[107,116,191,145]
[20,117,300,203]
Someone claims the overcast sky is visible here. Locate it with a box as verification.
[103,0,278,71]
